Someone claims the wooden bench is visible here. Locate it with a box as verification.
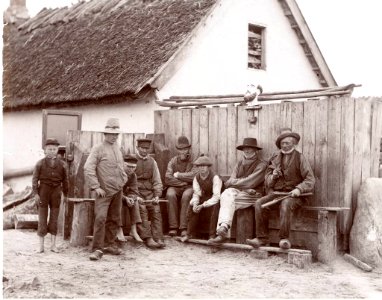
[68,196,349,264]
[231,198,349,263]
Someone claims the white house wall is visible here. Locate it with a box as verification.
[3,96,158,191]
[158,0,321,99]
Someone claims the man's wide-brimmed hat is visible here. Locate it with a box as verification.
[275,128,301,149]
[45,138,60,146]
[137,138,152,149]
[103,118,121,134]
[176,136,191,149]
[236,137,262,151]
[123,154,138,164]
[193,154,212,166]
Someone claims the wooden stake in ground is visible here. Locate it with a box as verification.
[343,253,373,272]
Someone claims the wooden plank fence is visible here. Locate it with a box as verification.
[154,97,382,249]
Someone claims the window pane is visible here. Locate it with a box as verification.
[46,114,79,146]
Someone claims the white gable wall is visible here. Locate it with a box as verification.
[158,0,321,99]
[3,96,157,192]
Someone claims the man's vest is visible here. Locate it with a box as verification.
[195,171,216,201]
[135,156,156,191]
[38,158,66,187]
[274,151,304,191]
[236,157,262,179]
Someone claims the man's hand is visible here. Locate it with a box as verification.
[136,196,144,205]
[63,196,68,204]
[290,188,301,197]
[34,194,41,207]
[225,178,237,188]
[95,188,106,198]
[272,168,282,179]
[124,196,134,207]
[193,204,203,213]
[174,172,179,178]
[152,196,160,205]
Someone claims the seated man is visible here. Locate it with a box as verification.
[181,155,222,242]
[208,137,267,245]
[116,154,143,243]
[135,138,165,249]
[165,136,197,237]
[247,129,315,249]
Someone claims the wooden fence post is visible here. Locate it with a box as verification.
[70,201,94,246]
[317,210,337,263]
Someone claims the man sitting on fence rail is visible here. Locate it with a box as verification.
[84,118,127,261]
[116,154,144,243]
[247,129,315,250]
[208,137,267,245]
[165,136,197,238]
[181,155,222,242]
[135,138,165,249]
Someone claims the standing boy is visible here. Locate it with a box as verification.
[32,138,68,253]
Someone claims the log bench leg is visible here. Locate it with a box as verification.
[70,202,94,246]
[288,252,312,268]
[317,210,337,264]
[235,208,254,244]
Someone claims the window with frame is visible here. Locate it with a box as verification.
[248,24,265,70]
[42,109,82,150]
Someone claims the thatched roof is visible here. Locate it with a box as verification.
[3,0,217,110]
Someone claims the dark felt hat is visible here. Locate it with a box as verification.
[137,138,152,148]
[193,154,213,166]
[275,128,301,149]
[176,136,191,149]
[45,138,60,146]
[123,154,138,164]
[236,137,262,151]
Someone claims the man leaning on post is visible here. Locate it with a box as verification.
[84,118,127,261]
[247,128,315,250]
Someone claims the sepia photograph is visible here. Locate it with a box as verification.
[2,0,382,298]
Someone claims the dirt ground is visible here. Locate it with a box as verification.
[2,229,382,299]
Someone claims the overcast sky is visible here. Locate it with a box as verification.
[2,0,382,97]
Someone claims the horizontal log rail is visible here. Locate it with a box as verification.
[157,84,361,108]
[3,166,34,180]
[168,84,360,100]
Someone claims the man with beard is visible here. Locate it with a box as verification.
[208,137,267,245]
[247,129,315,249]
[135,138,165,249]
[165,136,197,237]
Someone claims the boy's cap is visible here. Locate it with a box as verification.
[137,138,152,149]
[45,138,60,146]
[123,154,138,164]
